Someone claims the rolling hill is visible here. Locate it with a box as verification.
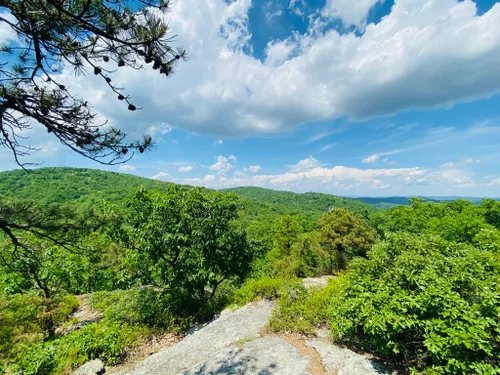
[0,168,378,237]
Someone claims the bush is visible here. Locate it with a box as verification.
[329,233,500,374]
[13,320,149,375]
[0,294,79,363]
[231,276,302,306]
[269,276,347,335]
[88,288,183,330]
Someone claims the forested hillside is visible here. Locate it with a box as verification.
[224,186,377,214]
[0,168,176,204]
[0,168,377,243]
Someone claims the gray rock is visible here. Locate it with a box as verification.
[307,339,388,375]
[181,336,310,375]
[73,359,105,375]
[124,300,274,375]
[302,276,332,289]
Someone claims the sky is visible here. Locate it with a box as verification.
[2,0,500,197]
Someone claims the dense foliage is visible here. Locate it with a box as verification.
[330,234,499,374]
[114,186,255,317]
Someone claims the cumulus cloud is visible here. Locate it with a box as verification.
[152,172,171,181]
[120,165,137,172]
[321,0,382,28]
[174,161,429,194]
[288,156,324,172]
[248,165,261,173]
[439,169,472,185]
[47,0,500,138]
[208,155,237,172]
[362,154,380,164]
[0,12,18,42]
[178,166,194,172]
[148,123,172,137]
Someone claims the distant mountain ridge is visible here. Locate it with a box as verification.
[352,196,497,208]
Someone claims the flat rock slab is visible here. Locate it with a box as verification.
[307,339,388,375]
[124,300,274,375]
[180,336,310,375]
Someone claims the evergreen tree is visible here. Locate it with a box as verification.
[0,0,185,166]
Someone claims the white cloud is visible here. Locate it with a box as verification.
[289,0,305,16]
[362,154,380,164]
[178,165,194,172]
[371,179,390,189]
[305,127,346,144]
[152,172,171,181]
[488,178,500,186]
[215,139,224,146]
[209,155,236,172]
[405,176,428,185]
[45,0,500,139]
[288,156,324,172]
[248,165,261,173]
[265,38,297,66]
[439,169,471,185]
[317,143,337,153]
[321,0,382,28]
[235,165,262,176]
[120,165,137,172]
[440,157,480,169]
[0,12,18,43]
[175,160,429,194]
[266,9,284,22]
[148,123,172,137]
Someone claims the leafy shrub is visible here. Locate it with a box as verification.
[0,294,79,362]
[88,288,183,330]
[13,320,148,375]
[232,276,302,306]
[329,233,500,374]
[269,276,347,335]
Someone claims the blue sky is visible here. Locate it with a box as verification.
[2,0,500,196]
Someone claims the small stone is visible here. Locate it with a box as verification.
[73,359,105,375]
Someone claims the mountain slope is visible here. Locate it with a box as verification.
[0,167,175,204]
[223,186,378,215]
[0,168,378,238]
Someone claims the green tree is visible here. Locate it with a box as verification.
[272,232,329,278]
[117,186,256,316]
[318,208,376,271]
[272,215,302,256]
[0,0,185,166]
[480,199,500,229]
